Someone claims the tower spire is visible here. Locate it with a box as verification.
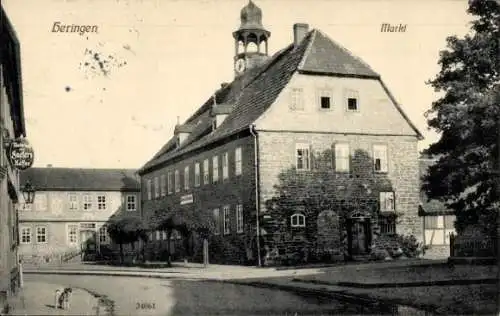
[232,0,271,77]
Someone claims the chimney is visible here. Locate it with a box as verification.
[293,23,309,47]
[220,82,229,89]
[46,164,52,168]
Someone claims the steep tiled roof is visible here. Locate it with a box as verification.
[298,30,379,78]
[139,33,311,174]
[419,159,453,215]
[20,168,140,191]
[139,27,420,174]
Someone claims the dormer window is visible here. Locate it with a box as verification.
[174,123,194,146]
[211,103,232,131]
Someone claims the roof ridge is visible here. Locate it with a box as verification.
[312,29,379,76]
[297,29,317,69]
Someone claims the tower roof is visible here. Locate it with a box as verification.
[236,0,269,34]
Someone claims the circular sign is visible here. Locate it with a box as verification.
[8,139,34,170]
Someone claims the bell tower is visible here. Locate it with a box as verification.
[232,0,271,77]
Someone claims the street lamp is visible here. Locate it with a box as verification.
[22,180,36,204]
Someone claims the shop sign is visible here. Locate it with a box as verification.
[8,139,34,170]
[180,194,193,205]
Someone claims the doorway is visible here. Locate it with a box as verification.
[80,230,97,260]
[346,212,372,258]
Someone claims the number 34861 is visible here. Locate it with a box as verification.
[136,302,156,309]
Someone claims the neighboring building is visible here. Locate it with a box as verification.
[139,1,423,265]
[18,168,141,262]
[419,157,456,259]
[0,4,28,312]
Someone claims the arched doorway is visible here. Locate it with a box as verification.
[346,211,372,258]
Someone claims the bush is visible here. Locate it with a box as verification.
[371,233,426,260]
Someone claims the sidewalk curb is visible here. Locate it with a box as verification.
[24,270,181,279]
[295,277,499,288]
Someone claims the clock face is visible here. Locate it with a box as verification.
[235,58,246,73]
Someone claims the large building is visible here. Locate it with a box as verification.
[139,1,424,265]
[18,167,141,262]
[0,4,29,312]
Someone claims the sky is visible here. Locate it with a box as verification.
[3,0,472,169]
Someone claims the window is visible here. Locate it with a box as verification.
[99,226,107,244]
[160,174,166,196]
[174,170,180,192]
[162,231,167,240]
[236,204,244,233]
[212,156,219,183]
[222,152,229,180]
[379,215,396,235]
[203,159,209,185]
[424,215,456,246]
[184,166,190,190]
[318,90,332,110]
[20,227,31,244]
[379,192,395,212]
[373,144,388,172]
[167,172,173,194]
[83,194,92,210]
[345,90,359,111]
[67,224,78,244]
[223,205,230,235]
[295,144,310,171]
[321,96,331,109]
[97,195,106,210]
[347,98,358,111]
[289,88,304,110]
[69,193,78,210]
[213,208,220,235]
[147,179,152,200]
[36,226,47,243]
[235,147,242,176]
[35,193,47,211]
[334,143,350,172]
[156,230,161,240]
[291,214,306,227]
[194,163,200,187]
[126,195,137,211]
[154,176,160,198]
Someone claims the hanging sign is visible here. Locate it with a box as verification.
[8,139,34,170]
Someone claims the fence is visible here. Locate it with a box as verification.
[450,233,497,258]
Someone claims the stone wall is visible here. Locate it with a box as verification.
[258,131,421,239]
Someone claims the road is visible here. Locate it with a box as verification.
[24,274,395,316]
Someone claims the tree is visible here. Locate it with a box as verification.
[150,207,215,266]
[423,0,500,235]
[107,216,148,264]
